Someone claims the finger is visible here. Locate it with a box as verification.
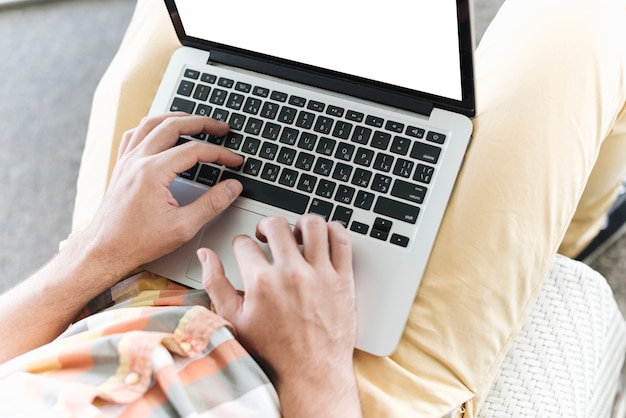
[327,221,354,277]
[157,141,243,179]
[124,113,187,155]
[178,179,243,234]
[294,214,330,266]
[141,114,230,155]
[117,128,136,161]
[199,248,242,321]
[255,217,301,264]
[232,234,273,285]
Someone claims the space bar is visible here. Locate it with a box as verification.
[221,171,310,215]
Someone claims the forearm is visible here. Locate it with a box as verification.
[0,228,125,363]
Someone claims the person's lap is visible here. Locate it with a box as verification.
[71,0,626,416]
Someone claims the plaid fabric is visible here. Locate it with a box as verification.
[0,272,280,417]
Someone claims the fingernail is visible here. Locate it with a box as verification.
[197,248,208,264]
[224,179,243,200]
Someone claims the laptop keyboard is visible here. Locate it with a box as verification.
[170,67,447,249]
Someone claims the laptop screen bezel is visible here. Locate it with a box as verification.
[164,0,476,118]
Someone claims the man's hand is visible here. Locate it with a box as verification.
[200,215,362,417]
[85,113,243,278]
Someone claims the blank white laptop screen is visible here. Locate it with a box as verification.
[175,0,462,101]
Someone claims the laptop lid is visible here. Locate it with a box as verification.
[164,0,475,118]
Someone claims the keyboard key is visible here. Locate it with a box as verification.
[235,82,252,93]
[260,163,280,182]
[193,84,211,101]
[313,157,333,176]
[224,132,243,150]
[171,97,195,114]
[335,142,355,161]
[371,131,391,150]
[226,93,245,110]
[244,118,264,135]
[221,171,310,214]
[374,196,420,224]
[351,126,372,144]
[326,105,344,117]
[385,120,404,133]
[195,104,212,117]
[373,153,394,172]
[413,164,434,184]
[270,91,288,102]
[406,126,425,138]
[373,217,393,233]
[177,80,195,96]
[196,164,221,186]
[242,158,262,176]
[279,168,298,187]
[307,100,325,112]
[201,73,217,84]
[393,158,414,178]
[252,86,270,97]
[354,147,374,166]
[279,127,299,145]
[354,190,375,210]
[315,179,336,199]
[261,122,281,140]
[228,113,246,131]
[212,108,229,122]
[332,163,352,182]
[184,69,200,79]
[390,233,410,247]
[427,131,446,144]
[390,136,411,155]
[332,121,352,139]
[346,110,364,122]
[391,179,427,204]
[332,206,353,228]
[316,137,336,156]
[350,221,369,235]
[242,137,261,155]
[278,106,297,124]
[289,95,306,107]
[308,199,334,220]
[296,111,315,129]
[218,77,234,88]
[365,115,384,128]
[297,173,317,193]
[209,89,228,105]
[351,168,372,188]
[259,142,278,160]
[243,97,262,114]
[314,116,334,135]
[298,132,317,151]
[180,162,199,181]
[335,185,356,204]
[410,141,441,164]
[277,147,296,165]
[260,102,279,119]
[295,152,315,171]
[371,173,392,193]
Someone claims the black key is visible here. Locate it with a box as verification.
[226,93,245,110]
[262,122,281,140]
[243,97,262,115]
[334,185,356,204]
[308,100,325,112]
[308,199,333,220]
[346,110,364,122]
[351,168,372,188]
[295,152,315,171]
[218,77,234,88]
[390,233,410,248]
[385,120,404,133]
[244,118,263,136]
[326,105,344,117]
[332,206,353,228]
[313,157,333,176]
[209,89,227,105]
[195,104,212,117]
[193,84,211,101]
[390,136,411,155]
[170,97,195,114]
[314,116,334,135]
[177,80,194,96]
[252,86,270,97]
[259,141,278,160]
[371,173,392,193]
[391,179,427,204]
[316,136,336,156]
[296,111,315,129]
[373,153,394,172]
[242,158,262,176]
[332,121,352,139]
[279,168,298,187]
[224,132,243,150]
[278,106,297,124]
[365,115,384,128]
[196,164,221,186]
[260,102,280,119]
[373,217,393,232]
[201,73,217,84]
[179,163,199,181]
[289,95,306,107]
[242,137,261,155]
[228,113,246,131]
[350,221,369,235]
[374,196,420,224]
[393,158,414,178]
[410,141,441,164]
[427,131,446,144]
[297,173,317,192]
[212,108,229,122]
[184,69,200,79]
[332,163,352,182]
[335,142,355,161]
[315,179,336,199]
[235,82,252,93]
[298,132,317,151]
[371,131,391,150]
[354,147,375,166]
[261,163,280,182]
[279,127,299,145]
[351,126,372,144]
[277,147,296,165]
[406,126,425,138]
[414,163,435,184]
[354,190,375,210]
[271,91,288,102]
[221,171,310,214]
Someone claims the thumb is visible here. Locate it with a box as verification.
[183,179,242,232]
[198,248,242,321]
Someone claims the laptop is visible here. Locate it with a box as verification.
[145,0,475,356]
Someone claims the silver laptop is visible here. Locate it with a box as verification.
[146,0,475,356]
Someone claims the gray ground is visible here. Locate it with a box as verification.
[1,0,625,320]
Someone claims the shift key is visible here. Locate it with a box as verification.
[374,196,420,224]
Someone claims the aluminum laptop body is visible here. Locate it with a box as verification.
[145,0,475,356]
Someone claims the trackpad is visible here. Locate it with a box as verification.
[186,208,270,290]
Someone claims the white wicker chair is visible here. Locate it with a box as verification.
[478,255,626,417]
